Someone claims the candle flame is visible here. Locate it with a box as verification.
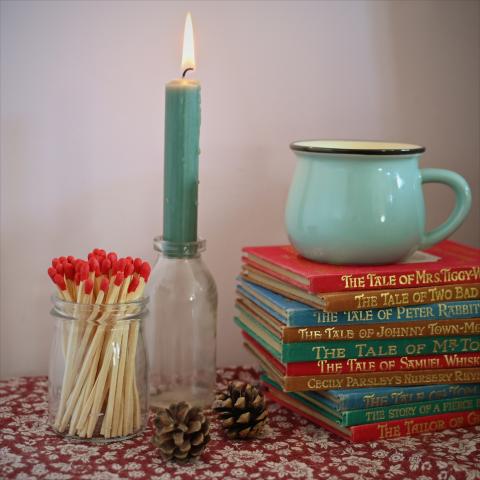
[181,12,195,73]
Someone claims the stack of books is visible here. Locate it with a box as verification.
[234,240,480,441]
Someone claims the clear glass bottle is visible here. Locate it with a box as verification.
[48,297,148,442]
[147,237,217,409]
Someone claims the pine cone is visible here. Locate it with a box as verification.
[214,381,268,439]
[152,402,210,462]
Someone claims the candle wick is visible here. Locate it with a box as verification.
[182,68,194,78]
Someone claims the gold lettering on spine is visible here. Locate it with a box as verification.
[312,346,346,359]
[341,275,365,289]
[342,269,480,295]
[378,423,401,439]
[467,411,480,424]
[353,285,480,310]
[356,344,397,357]
[405,419,446,435]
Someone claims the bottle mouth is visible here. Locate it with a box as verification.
[290,140,425,156]
[153,236,206,258]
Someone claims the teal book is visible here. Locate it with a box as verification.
[312,383,480,411]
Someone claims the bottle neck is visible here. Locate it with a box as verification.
[153,236,206,259]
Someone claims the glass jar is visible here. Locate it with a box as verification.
[48,296,148,442]
[147,237,217,409]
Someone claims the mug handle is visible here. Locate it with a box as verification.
[419,168,471,250]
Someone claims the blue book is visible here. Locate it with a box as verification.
[238,279,480,327]
[311,383,480,411]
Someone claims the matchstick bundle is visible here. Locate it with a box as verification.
[48,249,151,440]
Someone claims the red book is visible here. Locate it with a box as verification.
[265,386,480,442]
[242,240,480,293]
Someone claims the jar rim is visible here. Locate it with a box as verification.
[51,295,149,321]
[51,294,148,308]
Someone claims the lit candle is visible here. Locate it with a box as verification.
[163,12,201,244]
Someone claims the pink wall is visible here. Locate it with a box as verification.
[1,0,479,377]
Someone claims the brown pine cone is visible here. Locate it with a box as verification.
[213,381,268,439]
[152,401,210,462]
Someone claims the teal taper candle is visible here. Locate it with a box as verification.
[163,78,201,244]
[163,13,201,244]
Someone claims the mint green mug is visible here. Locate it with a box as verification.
[285,140,472,265]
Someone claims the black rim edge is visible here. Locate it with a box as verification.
[290,141,426,155]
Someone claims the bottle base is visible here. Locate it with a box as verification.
[150,386,214,410]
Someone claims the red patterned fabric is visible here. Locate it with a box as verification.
[1,367,479,479]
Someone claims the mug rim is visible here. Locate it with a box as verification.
[290,140,426,155]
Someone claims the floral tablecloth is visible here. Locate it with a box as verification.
[1,367,479,480]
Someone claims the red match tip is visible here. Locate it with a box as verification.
[52,258,59,267]
[89,257,99,272]
[116,259,126,273]
[67,255,75,263]
[125,256,133,263]
[64,263,75,280]
[97,249,106,258]
[59,256,67,263]
[125,263,135,276]
[54,274,67,291]
[48,267,57,280]
[139,262,151,282]
[75,260,86,272]
[101,258,111,275]
[128,276,139,293]
[100,277,109,293]
[84,278,94,295]
[107,252,118,263]
[80,264,89,281]
[134,258,143,274]
[114,271,124,286]
[74,272,81,285]
[111,259,118,273]
[56,263,64,275]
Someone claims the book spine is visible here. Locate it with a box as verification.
[283,368,480,392]
[285,352,480,376]
[342,395,480,427]
[283,318,480,342]
[283,336,480,362]
[297,300,480,326]
[351,409,480,442]
[333,383,480,410]
[324,284,480,312]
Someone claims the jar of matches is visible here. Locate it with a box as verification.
[47,249,151,442]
